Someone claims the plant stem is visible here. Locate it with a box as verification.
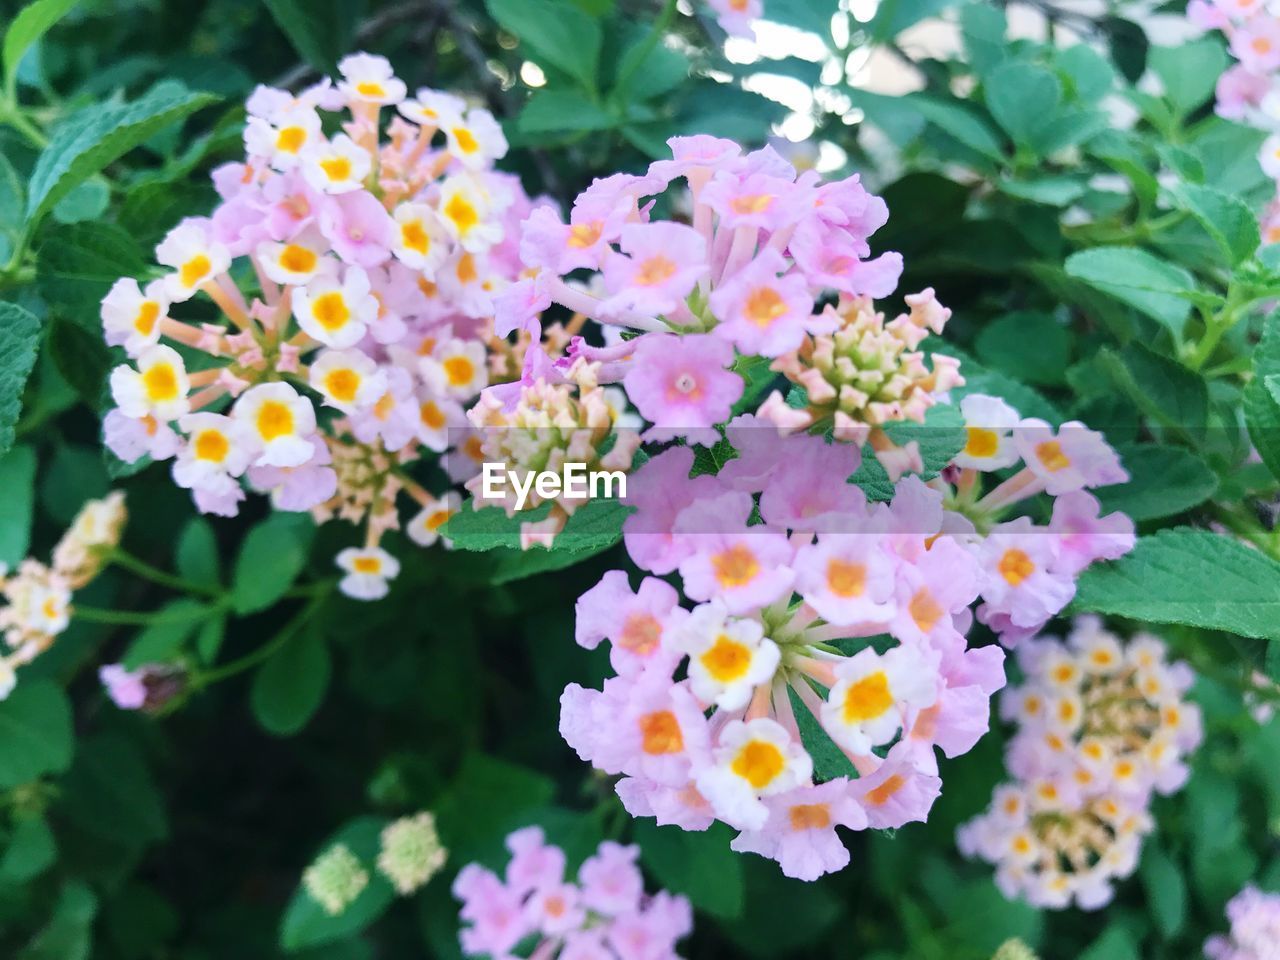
[612,0,679,98]
[193,589,330,688]
[72,604,212,626]
[104,548,223,598]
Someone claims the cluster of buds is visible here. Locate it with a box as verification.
[99,52,537,599]
[1206,885,1280,960]
[560,394,1134,879]
[0,493,126,696]
[303,810,447,915]
[453,827,692,959]
[1189,0,1280,241]
[467,355,642,546]
[958,619,1201,910]
[762,289,963,441]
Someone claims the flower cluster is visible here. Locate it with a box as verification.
[1189,0,1280,241]
[958,619,1201,910]
[1206,885,1280,960]
[100,52,536,598]
[303,811,447,916]
[0,493,126,697]
[560,397,1133,880]
[453,827,691,959]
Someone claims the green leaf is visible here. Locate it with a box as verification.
[0,681,73,788]
[195,613,226,665]
[18,882,96,960]
[280,817,394,952]
[635,820,744,920]
[0,302,42,458]
[998,175,1087,207]
[45,319,109,406]
[1096,444,1217,522]
[0,151,23,262]
[960,3,1006,76]
[938,344,1063,423]
[868,0,966,41]
[1245,313,1280,480]
[975,311,1070,385]
[26,81,219,228]
[787,684,856,782]
[251,626,330,737]
[485,0,602,89]
[37,220,146,323]
[761,0,838,34]
[849,401,966,500]
[231,512,315,615]
[613,32,688,101]
[434,753,556,864]
[1058,44,1115,102]
[50,176,108,224]
[1078,923,1140,960]
[1072,527,1280,641]
[1139,844,1186,939]
[123,599,211,668]
[175,517,220,589]
[443,495,632,553]
[1098,342,1208,438]
[2,0,77,95]
[1170,182,1260,266]
[1064,247,1195,336]
[984,61,1061,151]
[1102,17,1149,85]
[58,732,167,847]
[516,89,616,134]
[261,0,354,73]
[1150,39,1229,116]
[909,95,1004,161]
[0,816,55,882]
[0,445,37,567]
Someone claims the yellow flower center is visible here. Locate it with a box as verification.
[825,558,866,598]
[964,426,998,458]
[711,544,759,588]
[324,369,360,403]
[456,252,478,284]
[143,363,179,402]
[134,301,160,336]
[279,244,317,274]
[568,222,602,249]
[443,355,475,387]
[1035,440,1070,471]
[451,126,479,153]
[998,548,1035,586]
[312,291,351,331]
[730,193,773,215]
[619,613,661,654]
[634,255,677,286]
[864,774,905,806]
[842,670,893,724]
[420,401,446,430]
[426,509,452,532]
[744,287,787,327]
[356,81,386,98]
[256,400,294,441]
[700,635,753,683]
[639,710,683,755]
[194,429,229,462]
[788,803,831,831]
[352,556,382,574]
[180,254,211,289]
[445,194,479,235]
[401,220,431,255]
[276,126,306,153]
[731,739,785,789]
[320,156,353,182]
[909,588,943,633]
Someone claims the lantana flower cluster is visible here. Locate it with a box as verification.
[303,810,447,915]
[453,827,692,960]
[100,52,536,598]
[0,493,126,697]
[1189,0,1280,241]
[560,388,1134,880]
[1205,885,1280,960]
[958,618,1201,910]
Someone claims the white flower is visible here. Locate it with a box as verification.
[232,382,317,468]
[696,718,812,831]
[244,104,323,169]
[420,338,488,400]
[256,235,336,286]
[101,277,168,356]
[407,492,461,547]
[155,221,231,301]
[443,109,508,169]
[671,601,780,710]
[821,645,938,755]
[301,134,372,195]
[397,88,466,128]
[337,52,407,105]
[336,546,400,600]
[437,174,503,251]
[954,393,1021,471]
[390,203,449,275]
[173,412,253,488]
[293,267,379,349]
[109,345,191,422]
[309,348,387,414]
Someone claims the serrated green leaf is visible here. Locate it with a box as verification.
[442,495,632,553]
[57,732,166,847]
[231,512,315,615]
[0,302,42,458]
[261,0,354,73]
[175,517,220,589]
[1246,313,1280,480]
[1150,39,1229,116]
[434,753,556,865]
[251,626,330,737]
[516,90,616,134]
[36,221,147,324]
[1170,182,1260,266]
[26,81,218,228]
[984,61,1061,152]
[1096,444,1217,521]
[0,445,36,567]
[0,680,73,788]
[850,401,966,501]
[1139,844,1186,939]
[909,95,1004,161]
[787,684,857,783]
[18,882,95,960]
[1099,343,1208,442]
[975,311,1070,386]
[1072,527,1280,641]
[1064,247,1195,336]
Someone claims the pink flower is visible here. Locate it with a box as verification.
[505,826,566,896]
[674,491,795,613]
[622,446,725,574]
[99,664,148,709]
[757,435,865,530]
[1014,419,1128,494]
[601,223,708,318]
[978,517,1077,630]
[492,270,552,337]
[1216,62,1271,119]
[708,250,818,356]
[318,191,395,268]
[1048,491,1136,575]
[793,533,897,627]
[730,779,869,880]
[621,333,742,443]
[575,570,686,676]
[701,171,797,231]
[103,409,180,464]
[707,0,762,37]
[1231,14,1280,72]
[578,841,644,916]
[615,776,716,832]
[789,219,904,297]
[848,752,942,829]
